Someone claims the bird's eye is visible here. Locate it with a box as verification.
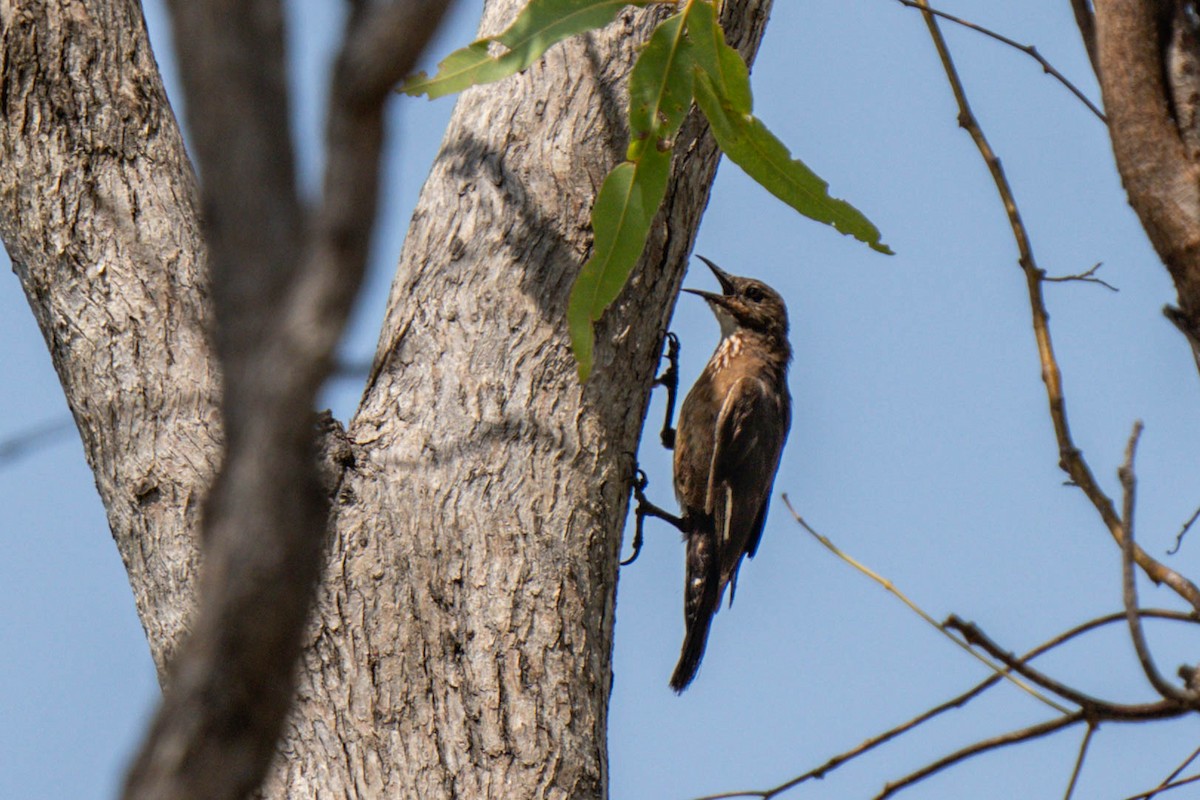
[744,286,765,302]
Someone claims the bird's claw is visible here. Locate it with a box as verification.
[622,469,652,566]
[656,333,680,450]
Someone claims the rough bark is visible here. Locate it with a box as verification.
[1,0,775,797]
[1094,1,1200,355]
[0,0,216,679]
[270,2,773,795]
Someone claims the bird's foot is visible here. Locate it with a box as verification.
[622,468,687,566]
[655,332,680,450]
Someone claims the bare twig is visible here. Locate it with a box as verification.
[946,616,1185,719]
[691,679,1002,800]
[892,0,1106,121]
[695,608,1198,800]
[784,496,1069,712]
[875,713,1088,800]
[1032,609,1199,652]
[1063,722,1095,800]
[1141,742,1200,800]
[1167,504,1200,555]
[1124,772,1200,800]
[1044,261,1119,292]
[910,0,1200,613]
[1119,421,1198,705]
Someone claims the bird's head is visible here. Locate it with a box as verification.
[683,255,789,341]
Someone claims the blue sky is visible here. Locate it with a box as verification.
[4,2,1200,798]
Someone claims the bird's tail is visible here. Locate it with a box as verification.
[670,530,720,693]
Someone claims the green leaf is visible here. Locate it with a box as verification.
[694,69,892,254]
[402,0,651,99]
[684,0,751,112]
[626,10,694,161]
[568,145,673,379]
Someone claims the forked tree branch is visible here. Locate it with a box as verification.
[1124,772,1200,800]
[693,567,1198,800]
[946,616,1190,719]
[893,0,1106,122]
[911,0,1200,612]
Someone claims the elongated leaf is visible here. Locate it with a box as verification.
[694,70,892,254]
[403,0,650,99]
[569,145,672,379]
[683,0,750,112]
[626,10,694,161]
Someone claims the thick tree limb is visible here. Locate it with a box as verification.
[0,0,218,677]
[1094,1,1200,364]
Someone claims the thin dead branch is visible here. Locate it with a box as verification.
[1124,772,1200,800]
[946,617,1185,719]
[694,608,1197,800]
[877,701,1183,800]
[0,416,74,467]
[1044,261,1118,291]
[1063,722,1095,800]
[910,0,1200,613]
[1119,422,1199,704]
[784,496,1067,711]
[1167,504,1200,555]
[892,0,1106,121]
[1141,742,1200,800]
[874,713,1088,800]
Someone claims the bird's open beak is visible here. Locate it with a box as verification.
[695,255,736,294]
[682,256,736,308]
[681,287,721,301]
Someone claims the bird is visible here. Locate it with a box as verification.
[668,255,792,692]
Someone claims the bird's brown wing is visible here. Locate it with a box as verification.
[707,376,787,604]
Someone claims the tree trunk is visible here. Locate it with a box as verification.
[273,3,773,795]
[1,0,775,796]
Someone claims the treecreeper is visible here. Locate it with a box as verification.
[630,255,792,692]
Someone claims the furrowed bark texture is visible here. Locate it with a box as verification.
[271,2,773,797]
[2,0,774,796]
[1094,1,1200,345]
[0,0,214,679]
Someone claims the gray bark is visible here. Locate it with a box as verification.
[0,0,774,797]
[0,0,216,679]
